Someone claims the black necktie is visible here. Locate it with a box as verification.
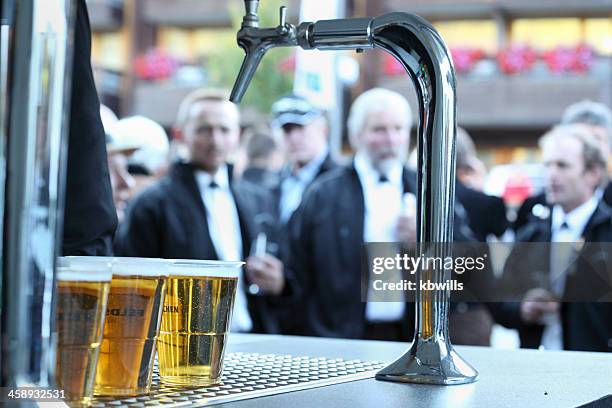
[209,180,219,189]
[378,174,389,183]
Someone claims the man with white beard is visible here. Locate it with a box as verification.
[285,88,419,340]
[285,88,481,340]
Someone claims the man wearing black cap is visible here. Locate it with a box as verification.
[270,94,338,224]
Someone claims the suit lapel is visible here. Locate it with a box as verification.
[231,183,254,259]
[173,162,219,260]
[338,163,414,277]
[402,167,417,194]
[315,152,336,179]
[335,165,365,283]
[337,164,365,239]
[581,202,612,239]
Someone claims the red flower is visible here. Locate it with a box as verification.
[384,47,486,76]
[277,53,296,73]
[134,49,180,81]
[542,44,594,73]
[572,44,595,72]
[451,48,485,74]
[497,45,537,75]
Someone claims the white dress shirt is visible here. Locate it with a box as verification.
[195,165,252,332]
[354,153,406,322]
[540,195,598,350]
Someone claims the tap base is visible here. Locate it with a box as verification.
[375,339,478,385]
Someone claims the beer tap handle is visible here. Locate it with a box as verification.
[243,0,260,27]
[279,6,287,26]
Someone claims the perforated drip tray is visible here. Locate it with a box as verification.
[92,352,384,407]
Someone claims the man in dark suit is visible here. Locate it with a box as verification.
[270,94,338,224]
[514,100,612,232]
[287,88,488,342]
[115,89,288,334]
[454,127,508,241]
[496,125,612,352]
[287,88,416,340]
[63,0,118,255]
[445,127,502,344]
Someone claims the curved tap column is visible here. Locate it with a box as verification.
[370,13,477,385]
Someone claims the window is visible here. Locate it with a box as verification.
[433,20,498,53]
[512,18,612,54]
[157,28,236,61]
[585,18,612,55]
[92,31,129,70]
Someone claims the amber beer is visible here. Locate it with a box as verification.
[94,258,169,396]
[55,257,112,407]
[158,260,242,386]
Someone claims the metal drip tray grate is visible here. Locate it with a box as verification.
[92,352,384,407]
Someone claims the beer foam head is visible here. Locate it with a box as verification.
[56,256,113,282]
[168,260,243,278]
[112,257,170,277]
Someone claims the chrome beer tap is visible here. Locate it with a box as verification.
[231,1,478,385]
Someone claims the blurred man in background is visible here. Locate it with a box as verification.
[287,88,418,340]
[241,129,284,190]
[104,115,170,223]
[562,100,612,204]
[115,89,291,334]
[455,127,509,241]
[110,116,170,192]
[287,88,493,343]
[287,88,490,342]
[101,105,134,223]
[514,100,612,231]
[497,125,612,352]
[449,127,504,345]
[106,132,137,224]
[270,94,338,224]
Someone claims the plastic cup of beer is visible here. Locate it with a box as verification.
[55,256,112,407]
[157,260,243,387]
[94,258,169,396]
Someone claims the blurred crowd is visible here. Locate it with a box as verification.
[101,88,612,352]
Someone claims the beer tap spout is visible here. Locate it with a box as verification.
[230,2,298,103]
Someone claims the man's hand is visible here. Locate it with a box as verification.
[520,288,559,324]
[245,253,285,296]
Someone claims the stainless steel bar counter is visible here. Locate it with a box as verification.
[217,334,612,408]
